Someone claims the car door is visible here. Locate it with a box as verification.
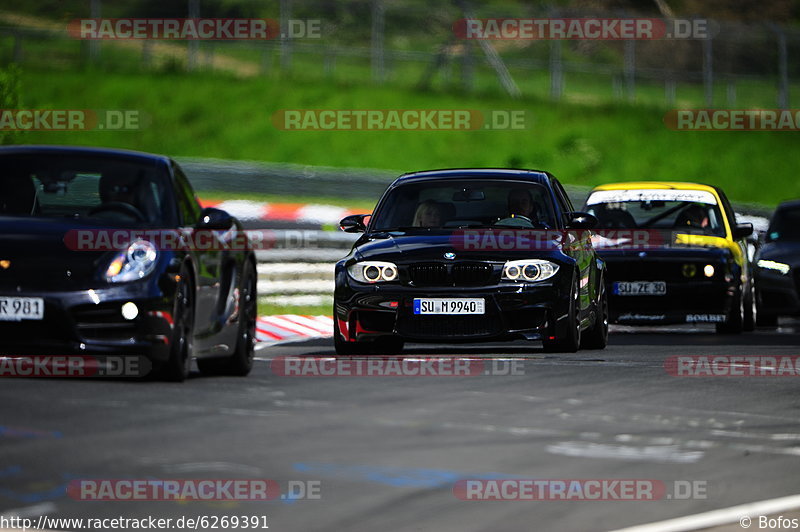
[171,162,222,350]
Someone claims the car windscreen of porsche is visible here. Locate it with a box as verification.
[0,154,173,225]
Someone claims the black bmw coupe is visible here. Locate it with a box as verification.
[334,168,608,354]
[0,146,257,381]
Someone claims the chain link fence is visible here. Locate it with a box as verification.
[1,0,797,108]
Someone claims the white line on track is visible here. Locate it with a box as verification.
[610,493,800,532]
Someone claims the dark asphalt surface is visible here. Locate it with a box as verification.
[1,322,799,532]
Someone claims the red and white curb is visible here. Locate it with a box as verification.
[256,315,333,345]
[200,199,362,225]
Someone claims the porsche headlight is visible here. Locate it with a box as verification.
[347,261,398,283]
[502,259,559,282]
[105,240,158,283]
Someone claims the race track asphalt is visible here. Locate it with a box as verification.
[1,322,799,532]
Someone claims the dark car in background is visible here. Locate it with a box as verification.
[583,181,755,333]
[755,200,800,325]
[0,146,257,381]
[334,168,608,354]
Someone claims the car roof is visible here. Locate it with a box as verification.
[0,145,172,166]
[393,168,552,186]
[590,181,720,195]
[776,199,800,211]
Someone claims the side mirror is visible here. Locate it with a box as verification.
[732,223,754,240]
[197,207,234,230]
[339,214,369,233]
[567,211,598,230]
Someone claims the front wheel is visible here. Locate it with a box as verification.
[157,267,194,382]
[581,282,608,350]
[716,285,744,334]
[543,276,581,353]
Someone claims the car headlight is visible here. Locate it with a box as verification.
[347,261,398,283]
[105,240,158,283]
[757,259,790,275]
[502,259,559,282]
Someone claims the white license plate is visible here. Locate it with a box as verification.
[413,298,485,315]
[0,297,45,321]
[613,281,666,296]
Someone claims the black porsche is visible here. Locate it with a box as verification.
[755,199,800,325]
[334,168,608,354]
[0,146,257,381]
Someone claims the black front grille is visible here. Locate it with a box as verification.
[606,259,721,281]
[408,262,495,287]
[409,264,448,285]
[397,313,502,338]
[452,263,494,285]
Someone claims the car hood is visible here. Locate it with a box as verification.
[0,217,129,291]
[758,241,800,266]
[353,232,570,263]
[594,231,743,263]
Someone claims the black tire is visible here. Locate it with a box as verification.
[197,260,257,377]
[581,281,608,350]
[716,285,744,334]
[543,275,581,353]
[157,267,194,382]
[333,314,364,356]
[743,277,756,332]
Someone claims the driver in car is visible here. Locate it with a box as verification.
[507,188,541,221]
[676,204,711,231]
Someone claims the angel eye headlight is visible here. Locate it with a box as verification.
[105,240,158,283]
[347,261,399,283]
[502,260,559,282]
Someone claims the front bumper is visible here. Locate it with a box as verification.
[607,279,736,325]
[334,277,572,344]
[0,283,176,361]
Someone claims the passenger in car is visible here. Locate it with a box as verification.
[412,199,446,227]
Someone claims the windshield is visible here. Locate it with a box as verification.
[585,188,727,237]
[0,154,176,225]
[767,206,800,241]
[370,179,556,231]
